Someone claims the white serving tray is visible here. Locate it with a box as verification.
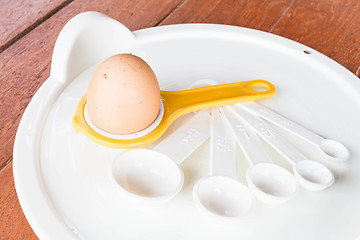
[13,12,360,240]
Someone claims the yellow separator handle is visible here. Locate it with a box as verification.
[73,79,276,149]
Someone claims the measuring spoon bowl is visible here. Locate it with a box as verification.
[246,163,299,205]
[319,139,350,161]
[193,176,254,220]
[221,106,299,204]
[293,160,335,191]
[232,105,335,191]
[192,108,255,220]
[111,149,184,204]
[110,109,211,204]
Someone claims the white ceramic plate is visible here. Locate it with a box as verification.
[13,12,360,240]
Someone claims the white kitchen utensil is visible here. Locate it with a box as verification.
[221,106,298,204]
[110,110,210,204]
[192,108,254,220]
[230,105,334,191]
[240,102,350,162]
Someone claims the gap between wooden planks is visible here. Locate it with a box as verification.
[0,0,73,52]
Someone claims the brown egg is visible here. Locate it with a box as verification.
[87,54,161,135]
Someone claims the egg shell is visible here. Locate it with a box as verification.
[87,54,161,135]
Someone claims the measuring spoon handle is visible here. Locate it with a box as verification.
[241,102,324,144]
[240,102,350,162]
[220,106,273,165]
[153,110,210,164]
[230,104,305,165]
[211,108,238,179]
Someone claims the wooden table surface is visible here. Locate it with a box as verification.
[1,0,359,239]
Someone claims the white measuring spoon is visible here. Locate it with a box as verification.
[192,108,254,220]
[240,102,350,162]
[220,106,298,204]
[110,110,210,204]
[230,105,335,191]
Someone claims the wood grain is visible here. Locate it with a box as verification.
[0,163,37,239]
[160,0,295,31]
[269,0,360,74]
[0,0,72,52]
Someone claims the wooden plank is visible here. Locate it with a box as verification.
[269,0,360,74]
[0,0,72,52]
[0,0,183,172]
[0,164,37,239]
[160,0,294,31]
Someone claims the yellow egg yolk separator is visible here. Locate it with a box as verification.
[72,79,276,149]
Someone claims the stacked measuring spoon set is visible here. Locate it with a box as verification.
[72,60,350,220]
[109,99,350,221]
